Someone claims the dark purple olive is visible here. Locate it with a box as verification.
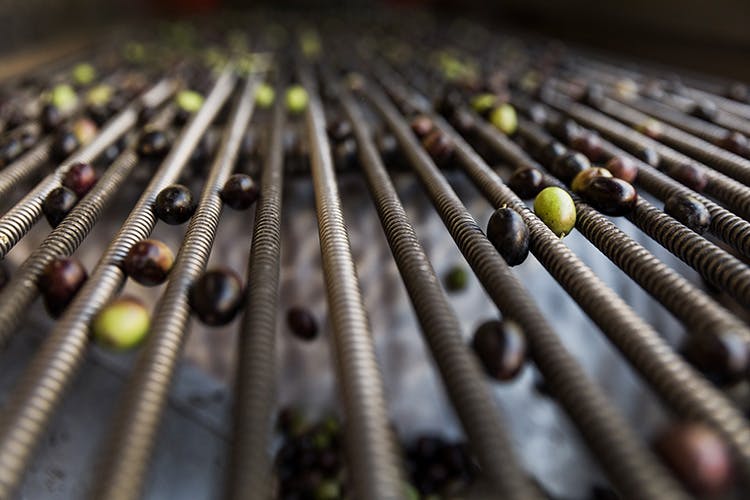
[123,239,174,286]
[287,306,318,340]
[690,100,718,121]
[38,257,87,317]
[220,173,259,210]
[411,115,434,139]
[42,186,78,228]
[507,166,545,199]
[137,129,170,159]
[326,119,352,143]
[51,131,79,162]
[605,156,638,183]
[486,207,529,266]
[471,319,527,381]
[681,331,748,385]
[137,105,158,126]
[62,162,97,197]
[653,422,734,497]
[41,104,63,133]
[154,184,195,225]
[580,177,637,216]
[550,151,590,183]
[333,138,357,171]
[719,131,748,156]
[582,83,606,107]
[422,129,454,167]
[550,118,581,143]
[189,269,244,326]
[571,131,604,161]
[664,195,710,234]
[667,163,708,192]
[539,141,567,165]
[449,108,476,135]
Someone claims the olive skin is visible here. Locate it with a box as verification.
[664,195,711,234]
[333,138,358,171]
[571,167,612,194]
[287,306,318,340]
[410,115,434,139]
[471,319,527,381]
[690,100,718,121]
[38,257,87,317]
[489,104,517,135]
[653,422,733,497]
[508,166,545,199]
[326,119,352,144]
[534,187,577,237]
[605,156,638,183]
[51,131,79,162]
[580,177,637,216]
[668,163,708,192]
[539,141,567,165]
[92,296,151,350]
[444,265,468,292]
[189,269,244,326]
[422,130,454,167]
[154,184,195,225]
[42,186,78,228]
[571,132,603,161]
[486,207,529,266]
[137,129,170,159]
[635,147,660,167]
[681,331,748,385]
[550,151,590,183]
[40,104,62,133]
[123,239,174,286]
[220,173,259,210]
[62,162,97,197]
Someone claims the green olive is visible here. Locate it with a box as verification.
[176,90,204,113]
[255,83,275,108]
[50,84,78,112]
[285,85,309,114]
[534,186,577,237]
[489,104,518,135]
[72,63,96,86]
[92,296,150,350]
[86,84,113,107]
[470,93,498,116]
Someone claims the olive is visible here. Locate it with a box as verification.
[664,195,710,234]
[667,163,708,192]
[571,167,612,193]
[72,117,98,145]
[220,173,259,210]
[580,177,637,216]
[40,104,62,133]
[422,129,454,166]
[635,146,660,167]
[719,131,748,156]
[527,104,548,125]
[489,104,517,135]
[137,129,170,159]
[189,268,244,326]
[604,156,638,183]
[635,118,663,139]
[444,265,469,292]
[285,85,309,114]
[38,257,87,317]
[550,118,581,143]
[550,151,590,183]
[62,162,97,197]
[154,184,196,225]
[470,93,498,117]
[582,83,606,107]
[51,130,79,162]
[138,105,158,126]
[176,89,204,114]
[333,138,358,171]
[255,83,275,109]
[534,186,576,237]
[507,166,545,199]
[486,207,529,266]
[72,63,96,86]
[42,186,78,228]
[287,306,318,340]
[92,296,150,350]
[653,422,733,497]
[571,131,603,161]
[681,331,748,385]
[326,119,352,144]
[123,239,174,286]
[539,141,567,165]
[410,114,434,139]
[0,138,23,167]
[471,319,527,381]
[690,100,718,121]
[50,84,77,113]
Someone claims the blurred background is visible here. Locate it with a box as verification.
[1,0,748,79]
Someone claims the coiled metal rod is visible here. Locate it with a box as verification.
[0,68,235,500]
[0,138,52,202]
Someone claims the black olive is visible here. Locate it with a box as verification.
[42,186,78,228]
[719,131,748,156]
[681,331,748,385]
[664,195,710,234]
[411,115,434,139]
[690,100,718,122]
[287,306,318,340]
[154,184,196,225]
[62,162,97,197]
[550,151,590,183]
[667,163,707,192]
[86,105,112,127]
[539,141,567,165]
[123,239,174,286]
[580,177,637,216]
[422,129,454,167]
[604,156,638,183]
[51,131,79,162]
[550,118,581,143]
[38,257,87,317]
[471,319,527,381]
[634,147,660,167]
[326,119,353,144]
[508,166,545,199]
[189,269,244,326]
[40,104,63,133]
[486,207,529,266]
[138,105,158,126]
[137,129,170,159]
[220,173,259,210]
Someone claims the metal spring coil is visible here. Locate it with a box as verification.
[0,138,52,200]
[364,78,690,500]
